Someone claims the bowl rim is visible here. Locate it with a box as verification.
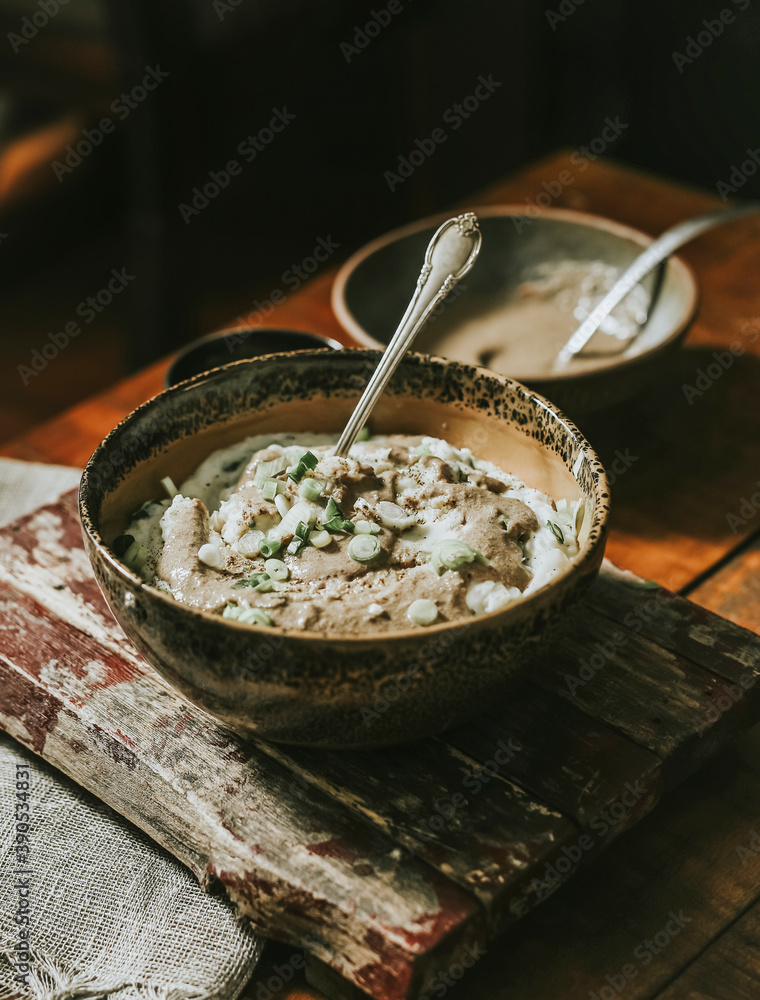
[79,349,610,644]
[330,203,699,384]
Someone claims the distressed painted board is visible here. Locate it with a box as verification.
[0,491,759,1000]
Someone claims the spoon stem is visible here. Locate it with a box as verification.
[334,213,482,457]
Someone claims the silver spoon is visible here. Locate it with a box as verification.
[334,212,482,457]
[555,201,760,368]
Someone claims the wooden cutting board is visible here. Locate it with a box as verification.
[1,489,758,1000]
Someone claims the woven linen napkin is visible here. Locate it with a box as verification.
[0,458,263,1000]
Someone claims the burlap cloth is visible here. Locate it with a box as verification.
[0,459,263,1000]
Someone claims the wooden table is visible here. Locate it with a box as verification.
[4,151,760,1000]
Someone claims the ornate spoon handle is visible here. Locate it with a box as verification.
[334,212,482,457]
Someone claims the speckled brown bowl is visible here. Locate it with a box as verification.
[79,350,610,748]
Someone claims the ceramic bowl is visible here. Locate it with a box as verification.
[79,350,610,748]
[331,206,699,417]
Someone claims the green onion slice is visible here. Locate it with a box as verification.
[376,500,415,530]
[278,500,315,536]
[321,498,355,534]
[298,477,323,502]
[430,539,489,576]
[223,603,274,626]
[356,425,371,442]
[309,529,331,548]
[254,456,287,488]
[160,475,178,499]
[347,534,381,562]
[287,450,318,483]
[547,521,565,544]
[261,479,279,502]
[123,540,148,573]
[264,558,289,581]
[286,521,311,556]
[258,537,281,558]
[112,534,135,558]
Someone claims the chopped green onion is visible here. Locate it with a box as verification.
[321,498,355,534]
[299,477,323,502]
[223,603,273,626]
[262,479,279,502]
[376,500,415,530]
[309,529,331,548]
[572,498,585,536]
[286,521,311,556]
[517,538,528,563]
[112,534,135,558]
[356,425,371,442]
[160,476,178,499]
[547,521,565,544]
[123,540,148,573]
[264,558,289,581]
[555,498,570,518]
[236,528,264,557]
[232,572,273,592]
[287,450,318,483]
[279,500,316,537]
[354,519,380,534]
[258,537,281,558]
[430,539,489,576]
[411,444,431,458]
[407,599,438,626]
[274,494,291,519]
[347,534,381,562]
[254,456,287,488]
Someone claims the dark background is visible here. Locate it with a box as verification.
[0,0,758,442]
